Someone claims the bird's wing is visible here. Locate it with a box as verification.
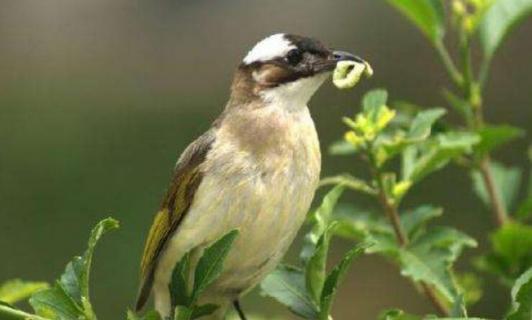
[135,131,215,311]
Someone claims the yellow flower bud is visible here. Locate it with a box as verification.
[376,108,396,130]
[344,131,364,147]
[393,180,412,199]
[342,117,358,130]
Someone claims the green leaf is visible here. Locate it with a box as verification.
[455,273,483,307]
[260,265,319,320]
[0,280,49,305]
[399,227,477,303]
[305,223,338,305]
[328,140,359,155]
[170,252,192,307]
[475,125,524,155]
[362,89,388,111]
[319,174,377,195]
[476,223,532,284]
[386,0,445,43]
[301,186,345,263]
[127,309,162,320]
[29,218,119,320]
[30,286,83,320]
[401,146,417,181]
[472,161,522,212]
[401,205,443,238]
[479,0,532,60]
[507,267,532,320]
[319,243,369,319]
[408,132,480,182]
[332,205,398,256]
[406,108,447,141]
[192,230,239,301]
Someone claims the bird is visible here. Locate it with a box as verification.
[135,33,362,319]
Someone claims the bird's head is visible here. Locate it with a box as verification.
[229,33,363,108]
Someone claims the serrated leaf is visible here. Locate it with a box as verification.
[399,227,477,303]
[386,0,445,43]
[260,265,319,320]
[301,186,345,263]
[332,205,398,256]
[406,108,447,141]
[408,132,480,182]
[170,252,192,307]
[29,218,119,320]
[30,286,83,320]
[472,161,522,212]
[477,223,532,283]
[507,267,532,320]
[192,230,239,301]
[401,206,443,238]
[479,0,532,59]
[0,279,49,305]
[319,243,369,319]
[475,125,524,155]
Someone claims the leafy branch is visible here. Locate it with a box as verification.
[325,89,480,317]
[386,0,532,228]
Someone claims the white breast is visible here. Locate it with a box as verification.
[153,104,321,317]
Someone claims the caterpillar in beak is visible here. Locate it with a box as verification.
[333,60,373,89]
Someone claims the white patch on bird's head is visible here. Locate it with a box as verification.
[259,73,329,112]
[243,34,296,65]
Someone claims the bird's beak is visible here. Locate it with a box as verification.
[332,50,365,63]
[315,50,366,73]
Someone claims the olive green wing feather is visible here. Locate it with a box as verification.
[135,131,215,311]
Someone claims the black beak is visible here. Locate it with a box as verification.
[315,50,365,73]
[332,50,365,63]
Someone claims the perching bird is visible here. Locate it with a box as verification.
[135,33,362,319]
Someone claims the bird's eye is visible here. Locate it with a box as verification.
[286,49,303,66]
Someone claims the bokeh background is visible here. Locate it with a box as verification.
[1,0,531,319]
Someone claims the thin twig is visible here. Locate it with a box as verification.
[479,157,508,226]
[367,153,449,316]
[421,282,451,316]
[434,40,463,88]
[376,187,408,246]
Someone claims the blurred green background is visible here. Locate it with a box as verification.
[1,0,531,319]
